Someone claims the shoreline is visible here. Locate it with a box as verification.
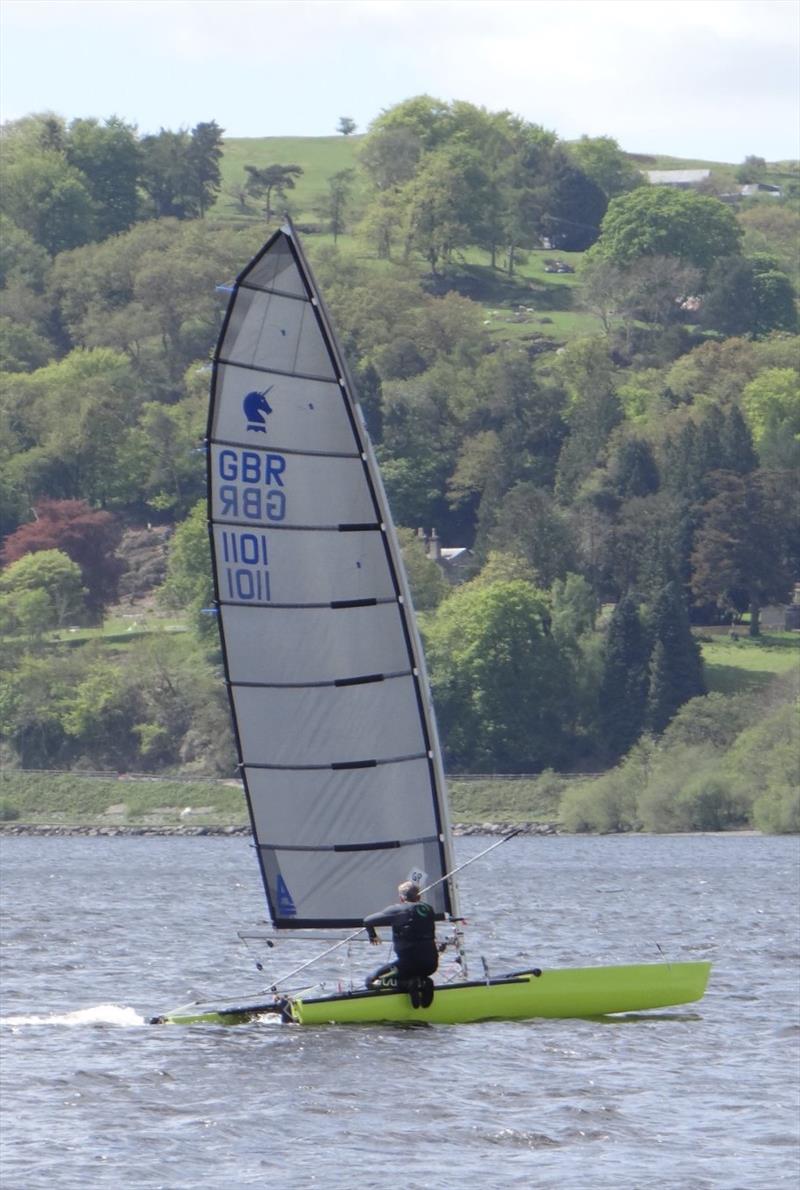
[0,821,560,838]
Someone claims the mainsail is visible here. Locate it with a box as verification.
[207,223,459,929]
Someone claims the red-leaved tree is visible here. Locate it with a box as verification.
[1,500,125,617]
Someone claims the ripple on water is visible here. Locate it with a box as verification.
[0,833,798,1190]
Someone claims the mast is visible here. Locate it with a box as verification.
[207,221,460,929]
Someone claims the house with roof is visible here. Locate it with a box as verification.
[416,528,474,584]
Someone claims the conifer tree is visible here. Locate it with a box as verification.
[598,593,650,758]
[719,406,758,475]
[645,581,706,733]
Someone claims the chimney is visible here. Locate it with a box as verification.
[427,528,442,562]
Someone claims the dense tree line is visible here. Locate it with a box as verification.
[0,113,224,252]
[1,100,798,808]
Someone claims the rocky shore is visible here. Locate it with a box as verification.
[0,821,559,838]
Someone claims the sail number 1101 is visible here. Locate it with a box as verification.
[219,529,270,602]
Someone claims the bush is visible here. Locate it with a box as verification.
[560,770,638,833]
[0,798,20,822]
[676,773,749,831]
[636,745,720,832]
[752,784,800,834]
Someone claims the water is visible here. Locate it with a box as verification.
[1,833,798,1189]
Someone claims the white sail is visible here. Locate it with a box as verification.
[207,223,459,928]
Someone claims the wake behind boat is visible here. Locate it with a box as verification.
[151,221,710,1027]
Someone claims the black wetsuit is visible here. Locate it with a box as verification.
[364,900,438,986]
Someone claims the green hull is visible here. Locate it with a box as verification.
[154,961,710,1027]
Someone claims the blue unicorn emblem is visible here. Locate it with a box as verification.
[243,387,274,433]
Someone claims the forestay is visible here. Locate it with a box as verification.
[207,223,459,928]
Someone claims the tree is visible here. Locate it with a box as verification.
[187,120,225,216]
[554,338,622,501]
[691,470,798,636]
[1,499,124,618]
[424,580,572,771]
[539,154,607,251]
[158,499,214,638]
[1,347,142,506]
[701,254,797,337]
[319,169,354,242]
[406,146,489,273]
[0,151,95,253]
[0,548,86,628]
[244,163,303,219]
[65,116,141,237]
[337,117,357,136]
[645,581,706,733]
[487,483,577,587]
[621,255,702,328]
[136,122,223,219]
[581,254,701,342]
[592,186,742,273]
[568,135,644,199]
[48,219,245,392]
[118,395,206,517]
[598,594,650,758]
[609,491,691,599]
[735,155,767,183]
[139,129,195,218]
[608,435,660,500]
[740,367,800,470]
[360,125,423,192]
[738,203,800,288]
[0,213,51,290]
[749,257,799,336]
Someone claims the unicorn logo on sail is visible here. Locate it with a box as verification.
[243,387,274,433]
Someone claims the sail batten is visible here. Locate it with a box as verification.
[208,222,458,928]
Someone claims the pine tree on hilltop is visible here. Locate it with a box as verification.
[646,581,706,733]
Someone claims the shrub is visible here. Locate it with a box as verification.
[752,784,800,834]
[0,798,20,821]
[560,770,638,833]
[676,772,749,831]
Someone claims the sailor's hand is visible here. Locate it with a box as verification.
[368,935,381,946]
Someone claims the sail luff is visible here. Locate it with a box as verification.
[207,222,458,928]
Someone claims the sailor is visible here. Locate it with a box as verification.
[363,881,438,1006]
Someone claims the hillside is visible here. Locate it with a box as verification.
[208,135,799,346]
[213,134,367,222]
[1,105,797,830]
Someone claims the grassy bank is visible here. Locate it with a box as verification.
[0,770,563,830]
[2,637,794,833]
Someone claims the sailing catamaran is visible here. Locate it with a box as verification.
[152,222,710,1026]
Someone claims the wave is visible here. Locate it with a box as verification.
[1,1004,146,1028]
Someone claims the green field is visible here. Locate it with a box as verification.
[213,134,366,222]
[700,631,800,695]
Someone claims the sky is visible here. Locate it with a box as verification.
[1,0,798,162]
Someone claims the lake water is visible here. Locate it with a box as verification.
[1,833,798,1189]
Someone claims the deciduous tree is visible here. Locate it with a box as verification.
[1,499,124,618]
[424,580,572,771]
[592,187,742,273]
[691,470,797,636]
[0,548,86,628]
